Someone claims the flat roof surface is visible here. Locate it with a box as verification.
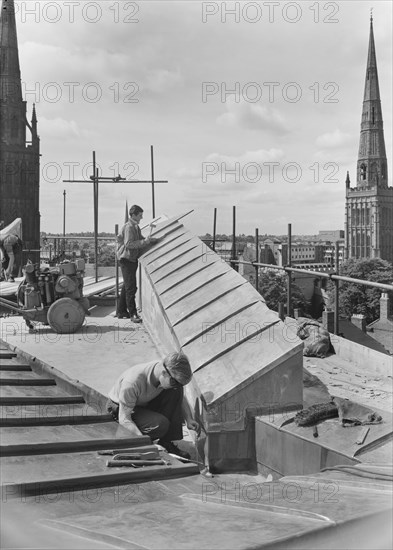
[1,307,392,549]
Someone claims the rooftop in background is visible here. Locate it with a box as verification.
[338,318,391,355]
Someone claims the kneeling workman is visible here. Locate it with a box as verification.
[107,351,200,459]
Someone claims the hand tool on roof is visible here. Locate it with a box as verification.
[106,458,169,467]
[97,446,159,456]
[166,453,205,466]
[111,452,158,461]
[356,426,370,445]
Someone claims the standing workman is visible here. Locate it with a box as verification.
[107,351,200,459]
[116,204,160,322]
[0,233,23,282]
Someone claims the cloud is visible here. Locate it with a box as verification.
[39,117,94,140]
[216,97,290,134]
[144,68,184,94]
[173,148,285,186]
[316,128,352,149]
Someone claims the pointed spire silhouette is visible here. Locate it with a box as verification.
[356,13,387,188]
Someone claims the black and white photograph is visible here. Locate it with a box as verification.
[0,1,392,548]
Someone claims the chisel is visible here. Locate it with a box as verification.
[106,458,168,467]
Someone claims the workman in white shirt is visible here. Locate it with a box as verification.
[107,351,200,459]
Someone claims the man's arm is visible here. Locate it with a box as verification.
[182,397,200,435]
[124,224,148,250]
[118,402,143,437]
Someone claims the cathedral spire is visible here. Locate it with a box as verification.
[345,16,393,263]
[31,103,37,133]
[356,14,388,188]
[0,0,41,263]
[0,0,22,103]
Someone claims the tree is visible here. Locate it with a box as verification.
[327,258,393,324]
[258,269,309,314]
[98,245,115,267]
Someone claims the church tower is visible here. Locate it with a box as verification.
[345,15,393,263]
[0,0,40,261]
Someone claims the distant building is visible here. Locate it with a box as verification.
[260,238,283,266]
[260,238,344,269]
[213,240,246,264]
[0,0,40,262]
[316,230,344,242]
[345,16,393,263]
[321,241,345,265]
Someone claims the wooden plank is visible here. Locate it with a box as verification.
[0,384,77,398]
[0,395,85,405]
[82,280,118,298]
[0,424,151,456]
[0,378,57,386]
[0,350,17,359]
[0,371,45,380]
[1,451,198,497]
[0,402,111,427]
[83,276,113,287]
[0,364,32,371]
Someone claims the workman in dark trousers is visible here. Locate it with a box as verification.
[0,234,23,282]
[107,351,200,459]
[116,204,160,322]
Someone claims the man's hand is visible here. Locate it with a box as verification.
[186,419,201,436]
[124,425,143,438]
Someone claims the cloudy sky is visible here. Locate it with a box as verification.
[14,0,393,237]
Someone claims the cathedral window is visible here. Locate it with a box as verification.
[370,162,377,184]
[360,164,367,180]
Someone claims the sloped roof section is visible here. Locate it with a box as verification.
[140,216,303,408]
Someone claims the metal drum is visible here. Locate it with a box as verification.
[47,298,85,334]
